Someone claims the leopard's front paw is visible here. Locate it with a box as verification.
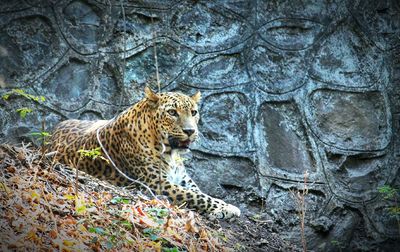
[208,203,241,220]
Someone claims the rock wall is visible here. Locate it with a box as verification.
[1,0,399,250]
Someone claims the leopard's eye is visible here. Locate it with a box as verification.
[167,109,178,117]
[191,110,198,116]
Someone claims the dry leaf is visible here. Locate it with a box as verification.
[6,165,16,173]
[63,240,75,247]
[164,215,173,229]
[139,215,158,228]
[11,219,24,232]
[61,216,77,225]
[185,212,198,233]
[49,230,58,239]
[200,229,208,240]
[15,204,24,213]
[9,176,21,185]
[16,151,25,161]
[0,182,12,194]
[30,190,40,203]
[77,224,87,233]
[136,206,146,216]
[26,229,41,244]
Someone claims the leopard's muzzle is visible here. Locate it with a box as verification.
[168,137,193,149]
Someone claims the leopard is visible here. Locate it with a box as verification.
[48,87,241,219]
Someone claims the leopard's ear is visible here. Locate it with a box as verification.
[191,91,201,103]
[144,86,159,103]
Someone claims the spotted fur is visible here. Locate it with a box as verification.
[48,87,240,219]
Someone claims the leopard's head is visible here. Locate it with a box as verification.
[144,87,201,150]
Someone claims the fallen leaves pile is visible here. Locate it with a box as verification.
[0,144,231,251]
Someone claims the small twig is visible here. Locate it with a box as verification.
[45,151,57,157]
[71,159,79,197]
[300,171,308,252]
[118,0,127,114]
[290,170,309,252]
[41,119,46,157]
[151,16,161,93]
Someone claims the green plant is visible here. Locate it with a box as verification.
[378,185,398,200]
[146,207,169,219]
[16,107,33,119]
[3,89,49,150]
[143,227,161,241]
[30,131,51,145]
[2,89,45,103]
[378,185,400,216]
[378,184,400,237]
[331,240,344,252]
[163,247,179,252]
[389,207,400,216]
[234,242,246,251]
[117,220,133,230]
[77,147,109,163]
[88,227,107,235]
[110,196,131,205]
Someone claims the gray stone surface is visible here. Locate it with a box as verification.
[308,90,390,151]
[0,0,399,250]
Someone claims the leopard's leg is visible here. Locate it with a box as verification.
[116,172,236,219]
[147,177,240,219]
[116,155,240,219]
[165,158,202,192]
[113,170,239,218]
[180,174,201,192]
[171,167,202,192]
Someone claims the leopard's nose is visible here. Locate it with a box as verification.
[183,128,195,136]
